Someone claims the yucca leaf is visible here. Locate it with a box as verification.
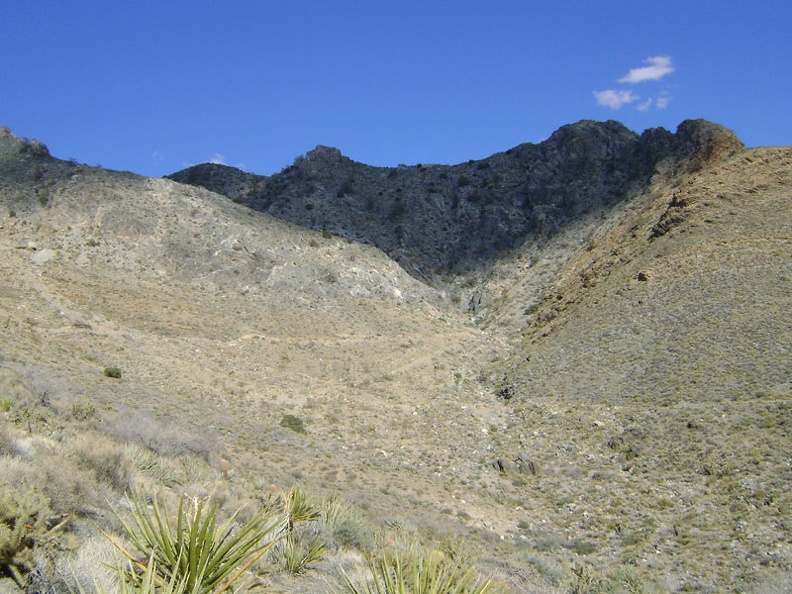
[110,493,286,594]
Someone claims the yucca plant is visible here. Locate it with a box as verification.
[282,485,322,530]
[341,548,498,594]
[321,495,350,530]
[127,556,195,594]
[109,494,285,594]
[270,486,327,574]
[275,530,326,575]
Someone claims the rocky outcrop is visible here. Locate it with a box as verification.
[0,126,50,159]
[167,120,743,282]
[671,119,744,171]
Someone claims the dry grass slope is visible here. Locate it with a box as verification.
[1,126,790,593]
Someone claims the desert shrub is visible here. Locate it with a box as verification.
[110,409,215,459]
[110,494,285,594]
[564,563,657,594]
[0,481,56,587]
[70,398,98,421]
[571,540,597,556]
[334,518,374,552]
[1,449,101,517]
[58,534,120,594]
[321,495,351,530]
[0,397,14,412]
[338,178,355,196]
[0,429,14,457]
[103,367,122,379]
[40,458,102,516]
[18,138,50,158]
[279,414,306,434]
[69,433,133,492]
[568,563,600,594]
[340,547,499,594]
[68,552,198,594]
[388,198,406,220]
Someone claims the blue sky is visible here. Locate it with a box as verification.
[2,2,790,177]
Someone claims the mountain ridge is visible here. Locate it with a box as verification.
[167,119,743,282]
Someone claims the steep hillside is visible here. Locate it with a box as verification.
[1,124,790,593]
[0,126,514,590]
[476,144,792,590]
[168,120,743,281]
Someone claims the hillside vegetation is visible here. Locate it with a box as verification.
[1,123,790,593]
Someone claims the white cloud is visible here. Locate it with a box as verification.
[637,98,653,111]
[210,153,226,165]
[593,89,639,109]
[655,96,671,109]
[618,56,674,84]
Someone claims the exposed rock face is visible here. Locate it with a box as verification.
[672,118,744,170]
[167,120,743,281]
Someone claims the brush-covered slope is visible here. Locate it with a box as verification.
[474,144,792,590]
[2,124,790,593]
[168,120,743,281]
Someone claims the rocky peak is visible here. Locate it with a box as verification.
[544,120,639,155]
[303,145,347,163]
[672,119,745,169]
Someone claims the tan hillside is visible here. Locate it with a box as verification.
[1,125,790,593]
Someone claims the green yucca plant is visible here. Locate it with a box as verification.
[270,486,327,574]
[125,556,195,594]
[321,495,350,530]
[341,549,497,594]
[282,485,322,530]
[275,531,326,575]
[108,494,285,594]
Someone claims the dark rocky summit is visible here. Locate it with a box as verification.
[169,119,742,282]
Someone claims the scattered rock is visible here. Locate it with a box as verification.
[516,454,541,476]
[493,454,540,476]
[30,248,56,264]
[492,458,516,473]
